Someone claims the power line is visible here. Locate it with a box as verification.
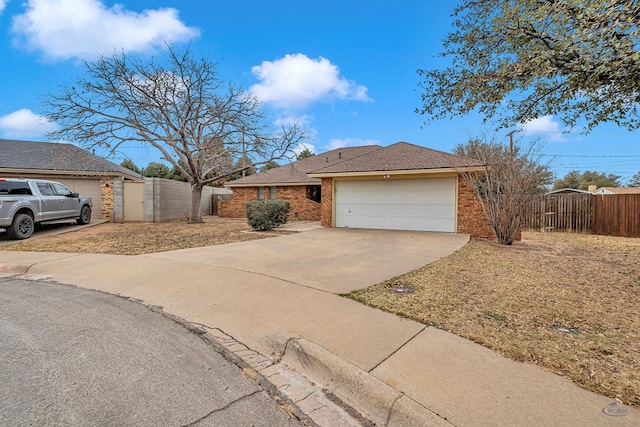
[542,154,640,158]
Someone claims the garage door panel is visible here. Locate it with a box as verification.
[335,178,456,232]
[54,178,102,220]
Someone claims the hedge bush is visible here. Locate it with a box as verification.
[246,200,290,231]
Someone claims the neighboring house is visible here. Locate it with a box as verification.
[545,188,593,195]
[592,187,640,195]
[0,139,143,221]
[223,141,494,238]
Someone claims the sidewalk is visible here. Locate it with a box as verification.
[1,230,637,426]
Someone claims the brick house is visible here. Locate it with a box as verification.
[222,142,494,238]
[221,145,380,220]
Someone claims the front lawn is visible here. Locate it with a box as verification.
[0,217,289,255]
[346,232,640,408]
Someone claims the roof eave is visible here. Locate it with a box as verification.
[0,167,145,182]
[308,166,486,178]
[225,181,319,188]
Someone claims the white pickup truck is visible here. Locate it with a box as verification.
[0,178,93,240]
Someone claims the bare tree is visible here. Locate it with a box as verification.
[455,134,552,245]
[44,47,308,222]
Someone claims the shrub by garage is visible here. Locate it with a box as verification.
[246,200,290,231]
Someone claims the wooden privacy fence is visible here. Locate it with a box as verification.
[522,193,640,238]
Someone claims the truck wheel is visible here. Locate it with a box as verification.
[6,213,35,240]
[76,205,92,225]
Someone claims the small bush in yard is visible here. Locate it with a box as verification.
[246,200,290,231]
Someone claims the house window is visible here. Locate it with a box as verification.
[257,187,276,200]
[306,185,321,203]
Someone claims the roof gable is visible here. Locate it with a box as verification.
[309,142,484,175]
[0,139,143,180]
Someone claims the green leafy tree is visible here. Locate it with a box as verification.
[629,171,640,187]
[261,160,279,172]
[455,134,552,245]
[142,162,173,179]
[553,171,622,190]
[418,0,640,132]
[226,155,256,181]
[296,147,314,160]
[45,47,307,223]
[120,159,141,174]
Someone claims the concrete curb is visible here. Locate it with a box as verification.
[282,338,453,427]
[0,263,29,274]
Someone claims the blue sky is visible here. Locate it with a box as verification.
[0,0,639,183]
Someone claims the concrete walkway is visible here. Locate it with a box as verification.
[1,228,637,426]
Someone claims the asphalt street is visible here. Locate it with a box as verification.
[0,276,303,426]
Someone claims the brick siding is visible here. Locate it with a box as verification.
[220,185,321,221]
[456,177,494,239]
[320,178,333,227]
[220,187,256,218]
[100,176,114,221]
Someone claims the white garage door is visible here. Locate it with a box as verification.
[55,178,102,220]
[335,177,456,232]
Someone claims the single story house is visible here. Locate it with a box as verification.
[222,145,380,220]
[0,139,143,221]
[592,187,640,195]
[545,188,593,195]
[223,142,494,238]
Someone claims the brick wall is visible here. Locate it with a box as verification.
[456,176,495,239]
[276,186,321,221]
[220,187,256,218]
[320,178,333,227]
[220,185,322,220]
[100,176,114,221]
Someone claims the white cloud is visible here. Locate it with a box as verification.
[250,53,372,109]
[11,0,199,61]
[0,109,58,138]
[274,113,313,128]
[325,138,379,151]
[519,115,564,141]
[0,0,7,14]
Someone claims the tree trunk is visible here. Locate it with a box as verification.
[190,182,204,223]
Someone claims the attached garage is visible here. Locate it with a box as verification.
[308,142,492,236]
[335,177,456,232]
[53,178,102,221]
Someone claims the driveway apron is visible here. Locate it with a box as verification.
[146,228,471,294]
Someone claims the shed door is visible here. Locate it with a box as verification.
[335,177,456,232]
[124,181,145,222]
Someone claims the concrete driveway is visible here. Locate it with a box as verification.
[147,227,470,294]
[1,228,469,369]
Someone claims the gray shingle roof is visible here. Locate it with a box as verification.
[226,145,381,186]
[0,139,143,180]
[309,142,484,174]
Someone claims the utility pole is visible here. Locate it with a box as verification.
[241,128,246,178]
[506,130,517,156]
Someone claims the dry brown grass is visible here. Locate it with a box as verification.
[347,232,640,408]
[0,217,290,255]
